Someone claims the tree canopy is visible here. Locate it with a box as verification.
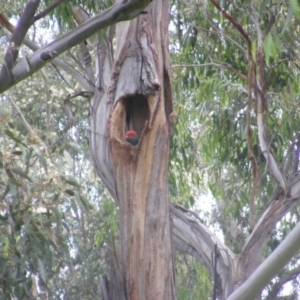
[1,0,300,299]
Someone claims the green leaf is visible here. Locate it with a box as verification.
[11,167,32,182]
[6,169,22,187]
[38,258,47,281]
[5,129,26,146]
[94,228,106,247]
[291,0,300,19]
[282,3,294,33]
[263,34,276,66]
[64,176,81,189]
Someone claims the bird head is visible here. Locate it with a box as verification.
[125,130,139,146]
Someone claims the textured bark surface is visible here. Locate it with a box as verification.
[3,1,300,299]
[89,0,176,299]
[86,1,300,299]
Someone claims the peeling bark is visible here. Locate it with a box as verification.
[89,1,176,299]
[4,1,300,299]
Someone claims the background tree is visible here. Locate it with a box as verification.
[1,0,300,299]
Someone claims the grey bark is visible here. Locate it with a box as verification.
[2,1,300,299]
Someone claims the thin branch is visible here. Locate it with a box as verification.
[210,0,252,47]
[228,219,300,300]
[253,14,287,192]
[264,13,276,37]
[212,244,219,300]
[192,24,247,56]
[8,95,34,135]
[41,70,51,132]
[100,275,110,300]
[209,1,260,229]
[34,0,71,22]
[172,62,247,81]
[266,265,300,300]
[62,91,93,128]
[7,94,59,177]
[0,0,152,93]
[72,5,96,84]
[241,189,300,277]
[171,204,237,298]
[0,0,40,81]
[246,51,258,230]
[0,12,94,92]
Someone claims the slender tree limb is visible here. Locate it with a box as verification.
[0,0,40,82]
[171,204,237,298]
[289,175,300,198]
[228,219,300,300]
[0,12,94,91]
[172,63,247,81]
[208,1,259,230]
[41,70,51,132]
[8,95,34,136]
[8,94,57,173]
[241,189,300,277]
[209,2,285,195]
[63,99,75,127]
[264,13,276,37]
[254,15,287,192]
[100,275,110,300]
[266,265,300,300]
[72,5,96,84]
[212,244,218,300]
[0,0,152,93]
[62,91,92,127]
[293,137,300,174]
[246,52,258,230]
[284,140,297,174]
[210,0,252,47]
[34,0,71,22]
[196,23,247,56]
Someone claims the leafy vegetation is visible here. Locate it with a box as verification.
[1,0,300,299]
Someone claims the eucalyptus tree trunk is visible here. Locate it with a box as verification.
[89,0,176,299]
[3,0,300,299]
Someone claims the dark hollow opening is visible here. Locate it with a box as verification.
[124,94,150,138]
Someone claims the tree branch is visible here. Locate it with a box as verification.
[72,6,96,84]
[8,95,34,135]
[171,63,247,81]
[228,219,300,300]
[266,265,300,300]
[241,189,300,277]
[34,0,71,22]
[41,70,51,132]
[0,0,152,93]
[246,52,258,230]
[171,204,237,298]
[209,0,252,47]
[0,0,40,82]
[253,14,287,193]
[0,12,94,92]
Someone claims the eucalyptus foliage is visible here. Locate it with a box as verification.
[1,0,300,299]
